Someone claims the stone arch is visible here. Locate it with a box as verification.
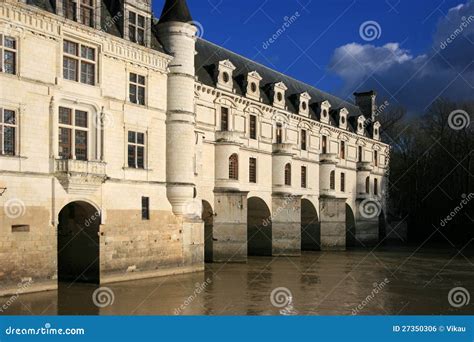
[301,199,320,251]
[202,200,214,263]
[57,201,100,284]
[247,197,272,256]
[346,203,356,248]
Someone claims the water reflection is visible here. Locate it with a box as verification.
[1,248,473,316]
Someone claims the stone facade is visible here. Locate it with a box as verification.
[0,0,390,296]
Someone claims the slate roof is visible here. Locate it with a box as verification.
[158,0,193,24]
[195,38,367,135]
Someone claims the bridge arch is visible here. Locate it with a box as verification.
[247,197,272,256]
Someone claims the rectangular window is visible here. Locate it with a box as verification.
[0,109,17,156]
[358,146,363,162]
[128,131,146,169]
[221,107,229,131]
[129,11,146,46]
[141,196,150,220]
[249,115,257,140]
[374,151,378,167]
[340,141,345,160]
[330,171,335,190]
[129,73,146,105]
[249,157,257,183]
[322,136,327,154]
[276,123,283,144]
[301,166,307,188]
[301,130,307,150]
[1,35,17,75]
[63,0,77,21]
[79,0,94,27]
[63,40,96,85]
[341,172,345,192]
[58,107,88,161]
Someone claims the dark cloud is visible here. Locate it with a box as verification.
[329,0,474,115]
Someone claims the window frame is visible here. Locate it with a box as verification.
[127,130,146,169]
[58,106,89,161]
[129,72,146,106]
[374,150,378,167]
[63,39,97,86]
[249,114,257,140]
[229,154,239,180]
[0,108,18,156]
[249,157,257,183]
[0,35,17,75]
[301,130,307,151]
[330,170,335,190]
[141,196,150,220]
[322,136,327,154]
[374,178,379,196]
[220,107,229,131]
[128,11,146,46]
[366,176,370,194]
[284,163,292,186]
[301,166,307,189]
[358,146,363,162]
[276,123,283,144]
[341,172,345,192]
[340,141,346,160]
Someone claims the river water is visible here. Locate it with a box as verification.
[2,247,473,315]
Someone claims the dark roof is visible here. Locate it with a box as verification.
[195,38,364,133]
[158,0,193,24]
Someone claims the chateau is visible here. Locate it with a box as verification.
[0,0,390,295]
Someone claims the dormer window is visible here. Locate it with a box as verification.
[357,116,366,135]
[129,11,146,45]
[272,82,287,109]
[216,60,236,92]
[246,71,262,100]
[60,0,97,28]
[319,101,331,124]
[338,108,349,130]
[298,92,311,116]
[373,122,381,140]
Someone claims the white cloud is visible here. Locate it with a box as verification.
[329,0,474,114]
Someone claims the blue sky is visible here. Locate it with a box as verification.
[153,0,474,114]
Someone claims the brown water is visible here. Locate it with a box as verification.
[2,247,473,316]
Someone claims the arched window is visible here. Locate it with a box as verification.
[366,176,370,194]
[330,170,335,190]
[284,163,292,186]
[229,154,239,180]
[374,178,379,196]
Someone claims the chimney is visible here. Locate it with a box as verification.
[354,91,377,120]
